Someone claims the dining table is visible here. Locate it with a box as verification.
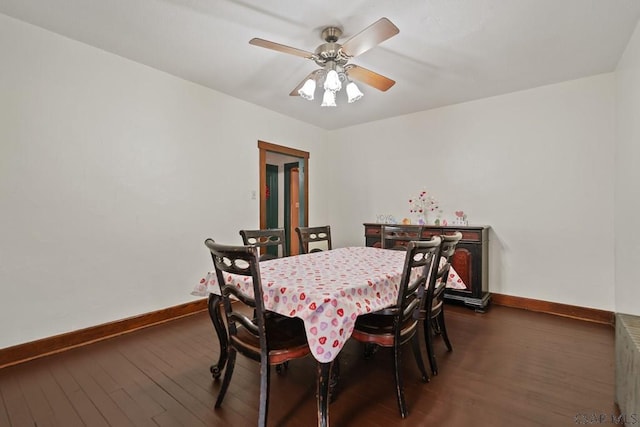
[192,246,467,426]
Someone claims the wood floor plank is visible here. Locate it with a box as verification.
[0,305,617,426]
[92,346,166,419]
[16,365,56,427]
[109,389,158,427]
[116,345,209,426]
[37,365,85,427]
[0,386,11,427]
[62,355,134,427]
[0,371,33,427]
[49,360,110,427]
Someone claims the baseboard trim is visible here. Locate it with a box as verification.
[0,298,208,369]
[1,294,614,369]
[491,293,614,325]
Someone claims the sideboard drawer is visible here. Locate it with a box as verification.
[421,228,443,238]
[459,231,482,242]
[365,226,381,237]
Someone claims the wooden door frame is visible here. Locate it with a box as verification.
[258,140,309,230]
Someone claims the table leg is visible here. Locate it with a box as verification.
[207,294,228,379]
[317,361,333,427]
[329,355,340,402]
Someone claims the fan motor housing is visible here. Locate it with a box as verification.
[314,26,349,66]
[314,44,348,66]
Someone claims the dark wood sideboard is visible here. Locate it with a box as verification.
[363,223,491,311]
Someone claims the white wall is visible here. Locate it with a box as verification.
[327,74,616,311]
[615,19,640,316]
[0,14,329,348]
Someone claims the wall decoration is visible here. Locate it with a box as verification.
[452,210,468,226]
[408,190,441,225]
[376,214,397,224]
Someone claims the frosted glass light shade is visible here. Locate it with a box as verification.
[346,82,364,103]
[321,89,336,107]
[323,69,342,92]
[298,79,316,100]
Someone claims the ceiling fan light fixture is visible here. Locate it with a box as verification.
[346,81,364,103]
[252,18,399,107]
[321,89,336,107]
[323,69,342,92]
[298,78,316,100]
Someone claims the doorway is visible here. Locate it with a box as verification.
[258,141,309,256]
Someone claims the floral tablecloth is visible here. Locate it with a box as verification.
[192,246,466,363]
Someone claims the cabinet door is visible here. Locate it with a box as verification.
[450,242,483,298]
[367,237,382,248]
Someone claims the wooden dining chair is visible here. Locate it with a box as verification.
[421,231,463,376]
[295,225,332,254]
[381,225,424,250]
[239,228,293,372]
[351,237,442,418]
[205,239,312,427]
[239,228,287,261]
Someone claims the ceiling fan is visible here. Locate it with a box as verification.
[249,18,399,106]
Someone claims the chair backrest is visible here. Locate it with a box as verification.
[394,237,442,324]
[430,232,463,315]
[381,225,424,250]
[204,239,267,351]
[239,228,287,261]
[440,232,462,262]
[295,225,332,254]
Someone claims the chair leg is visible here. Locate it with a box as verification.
[215,348,236,408]
[411,334,429,383]
[393,344,408,418]
[207,294,228,379]
[432,317,442,335]
[258,355,271,427]
[439,311,453,352]
[424,318,438,376]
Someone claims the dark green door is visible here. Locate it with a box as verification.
[265,164,279,258]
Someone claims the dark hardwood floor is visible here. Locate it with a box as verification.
[0,304,616,426]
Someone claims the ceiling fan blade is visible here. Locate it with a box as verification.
[340,18,399,58]
[345,64,395,92]
[290,70,321,96]
[249,38,315,59]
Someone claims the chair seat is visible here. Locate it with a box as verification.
[352,312,418,347]
[231,315,310,365]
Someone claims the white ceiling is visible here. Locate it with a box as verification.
[2,0,640,130]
